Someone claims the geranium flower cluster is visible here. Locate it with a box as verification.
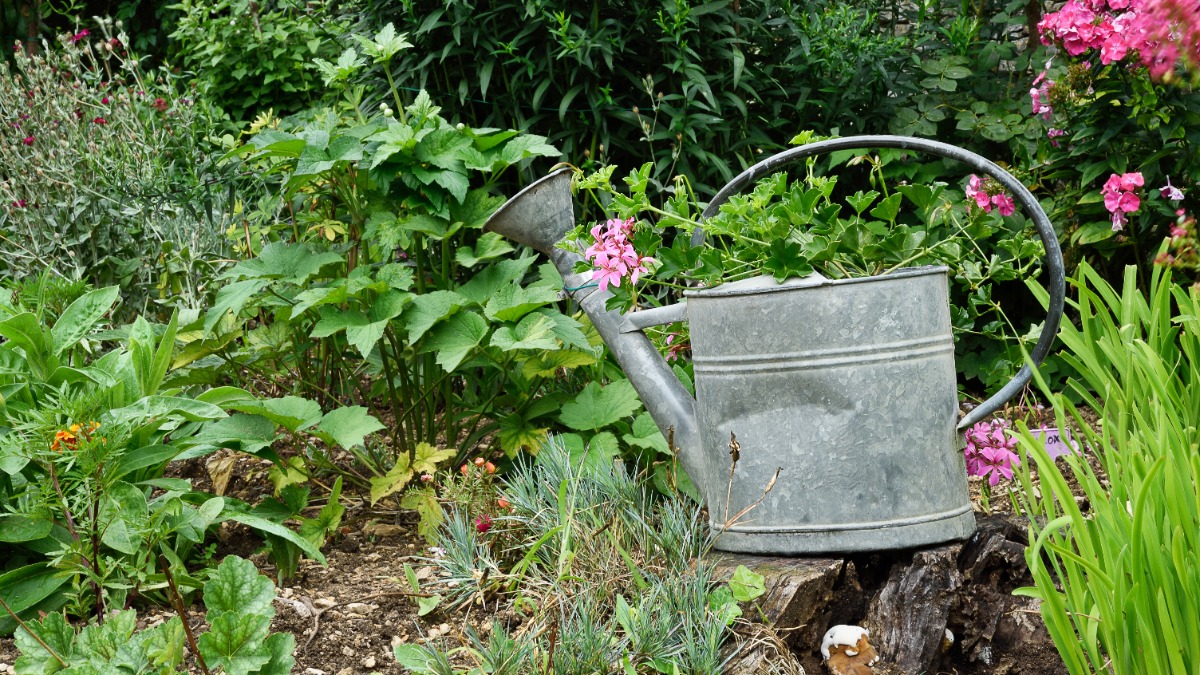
[1038,0,1200,79]
[1102,171,1144,231]
[964,420,1020,486]
[585,217,655,292]
[964,175,1016,216]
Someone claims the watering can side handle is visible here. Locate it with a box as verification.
[694,135,1066,430]
[618,302,689,333]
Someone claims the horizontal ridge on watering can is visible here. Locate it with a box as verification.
[485,136,1066,554]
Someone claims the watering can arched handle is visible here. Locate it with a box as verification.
[693,135,1066,430]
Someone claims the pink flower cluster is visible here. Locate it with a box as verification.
[1102,171,1144,231]
[964,420,1021,486]
[1038,0,1200,78]
[965,175,1016,216]
[1030,71,1054,120]
[585,217,655,292]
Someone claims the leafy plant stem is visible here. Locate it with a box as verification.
[158,554,211,675]
[384,64,407,125]
[0,594,69,669]
[378,332,412,462]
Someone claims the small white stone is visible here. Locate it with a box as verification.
[438,622,451,633]
[313,597,336,609]
[361,656,376,669]
[341,645,355,657]
[344,602,371,616]
[305,669,326,675]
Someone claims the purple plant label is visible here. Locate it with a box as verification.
[1031,426,1079,460]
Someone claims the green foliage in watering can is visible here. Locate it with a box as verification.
[565,135,1048,391]
[200,24,674,486]
[1015,260,1200,674]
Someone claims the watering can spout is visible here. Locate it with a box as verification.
[484,168,704,478]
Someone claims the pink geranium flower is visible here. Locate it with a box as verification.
[584,217,655,292]
[964,420,1021,486]
[991,193,1016,216]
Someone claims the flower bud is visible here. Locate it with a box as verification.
[474,457,485,467]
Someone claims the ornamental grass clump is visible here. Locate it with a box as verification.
[1015,260,1200,673]
[0,20,236,314]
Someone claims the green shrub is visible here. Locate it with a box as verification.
[353,0,934,195]
[168,0,351,123]
[0,22,238,316]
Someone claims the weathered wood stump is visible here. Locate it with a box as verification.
[709,515,1065,675]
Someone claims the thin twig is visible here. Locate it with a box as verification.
[302,590,433,653]
[723,467,782,529]
[159,555,211,675]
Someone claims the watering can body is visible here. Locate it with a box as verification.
[486,135,1065,555]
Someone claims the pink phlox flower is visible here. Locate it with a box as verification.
[1118,172,1144,191]
[965,175,993,212]
[991,193,1016,216]
[964,420,1020,486]
[1029,73,1054,120]
[1161,176,1185,201]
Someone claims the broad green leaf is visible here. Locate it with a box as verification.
[0,564,70,636]
[230,396,323,432]
[300,477,344,548]
[484,283,559,322]
[520,349,597,379]
[729,565,766,602]
[316,406,385,450]
[497,413,548,457]
[622,412,669,454]
[537,309,592,351]
[404,290,469,342]
[355,22,412,63]
[421,311,489,372]
[197,613,272,675]
[228,242,343,284]
[455,232,516,267]
[457,256,538,305]
[204,278,269,334]
[13,611,75,672]
[415,128,472,170]
[0,514,53,543]
[268,456,308,495]
[258,632,296,675]
[99,482,148,554]
[567,431,619,475]
[370,456,413,505]
[499,134,560,165]
[113,444,181,480]
[204,547,281,618]
[190,414,278,455]
[416,594,442,616]
[0,314,46,363]
[400,486,445,544]
[108,395,227,424]
[869,193,903,222]
[558,380,641,431]
[450,189,506,230]
[490,313,559,352]
[51,285,120,355]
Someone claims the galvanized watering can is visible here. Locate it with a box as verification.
[486,136,1066,554]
